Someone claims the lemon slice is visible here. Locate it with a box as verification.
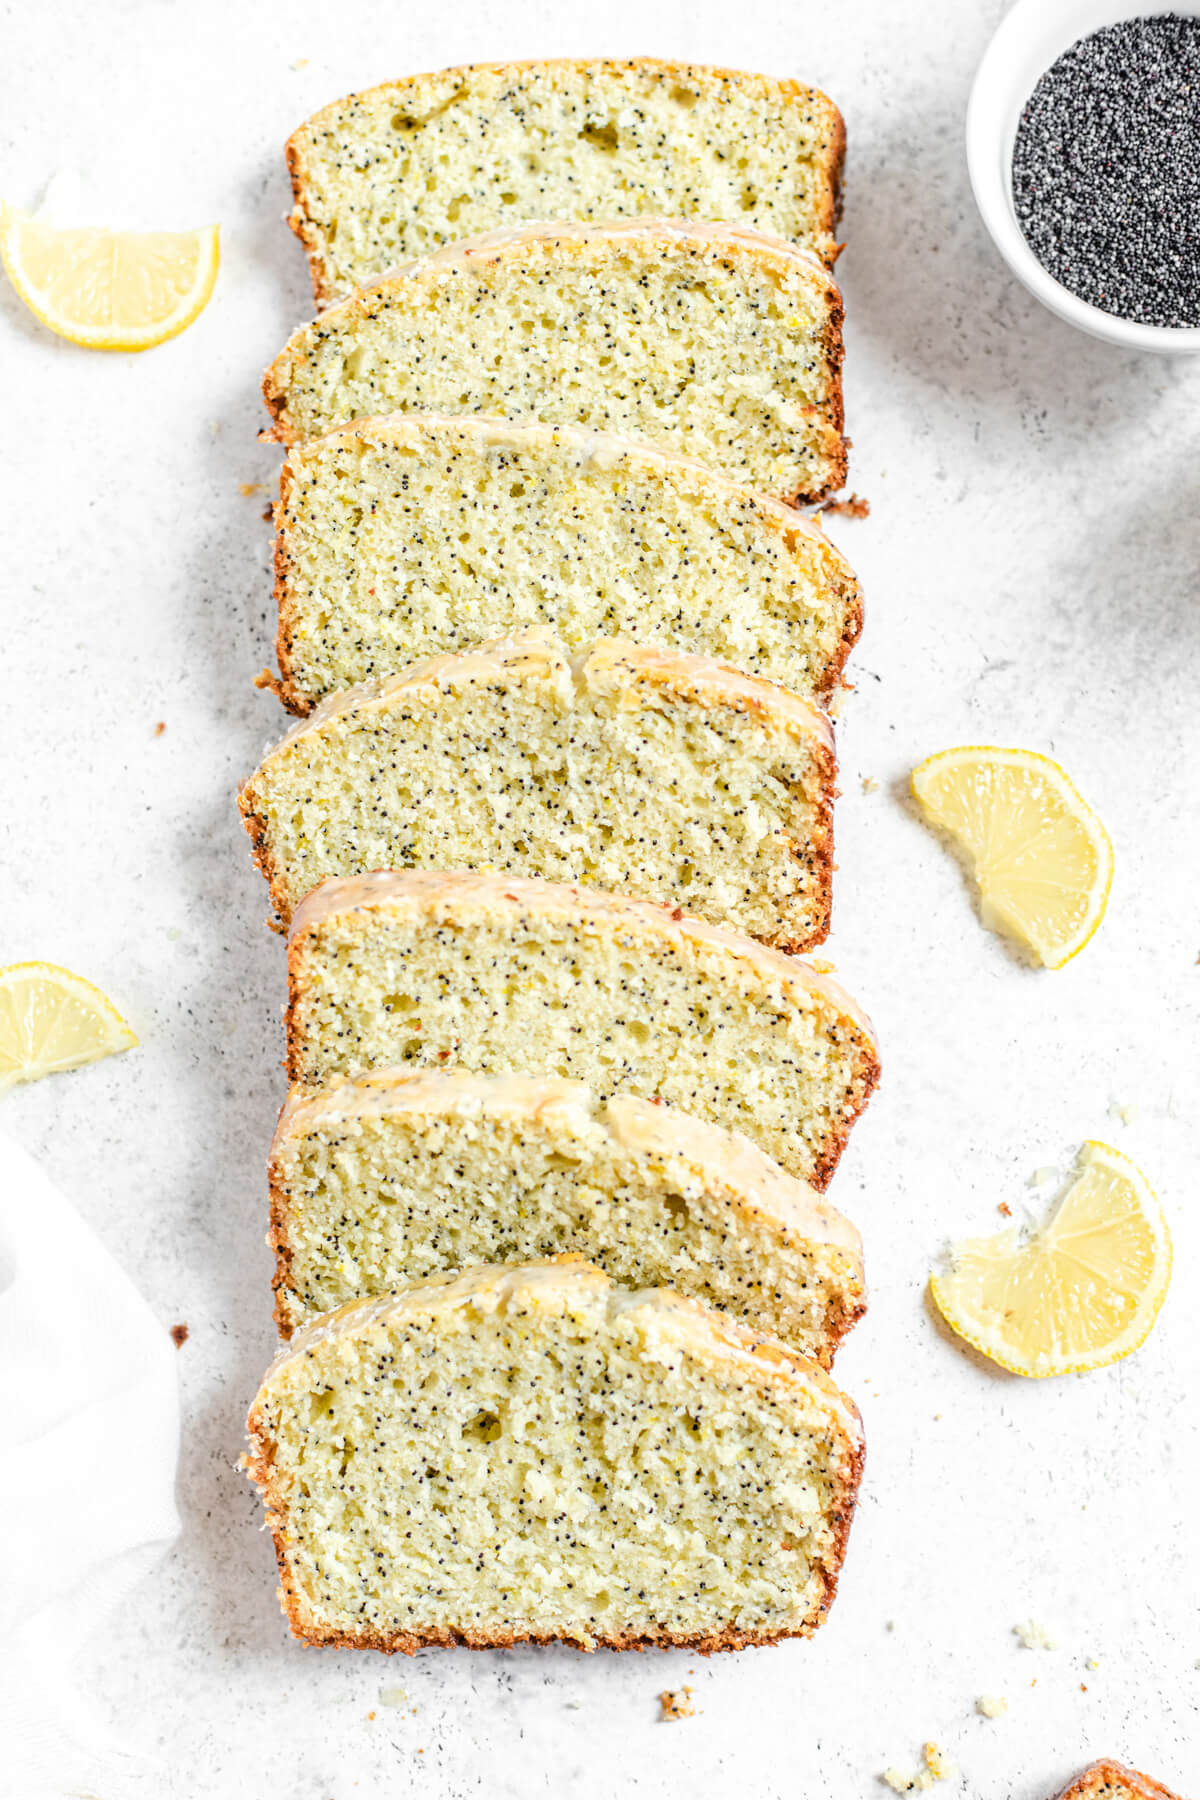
[911,746,1113,968]
[931,1142,1171,1377]
[0,206,219,350]
[0,961,138,1093]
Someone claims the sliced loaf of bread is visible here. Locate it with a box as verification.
[287,59,844,303]
[240,633,836,947]
[268,1069,866,1358]
[245,1257,864,1651]
[261,220,846,503]
[272,415,862,714]
[285,871,879,1187]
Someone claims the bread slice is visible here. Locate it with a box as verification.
[261,220,846,504]
[286,59,845,305]
[271,414,863,715]
[268,1069,866,1359]
[244,1257,864,1652]
[239,633,837,948]
[1053,1764,1185,1800]
[284,871,879,1188]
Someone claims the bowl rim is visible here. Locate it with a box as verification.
[966,0,1200,353]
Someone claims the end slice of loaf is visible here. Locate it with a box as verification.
[1054,1764,1186,1800]
[272,414,862,713]
[285,870,879,1188]
[239,632,837,948]
[286,59,844,304]
[268,1068,866,1359]
[245,1257,864,1652]
[261,219,846,504]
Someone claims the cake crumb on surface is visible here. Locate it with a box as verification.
[1015,1619,1058,1649]
[881,1743,956,1790]
[169,1323,188,1347]
[659,1687,696,1722]
[240,481,269,497]
[861,775,879,793]
[976,1695,1007,1718]
[998,1201,1012,1217]
[820,492,871,518]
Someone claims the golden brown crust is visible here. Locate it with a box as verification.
[267,415,863,716]
[1054,1762,1187,1800]
[284,58,847,306]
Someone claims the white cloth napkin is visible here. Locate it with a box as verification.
[0,1129,181,1797]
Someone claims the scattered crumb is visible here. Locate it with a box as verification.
[379,1686,407,1707]
[291,56,309,69]
[811,958,837,975]
[881,1744,956,1790]
[1108,1100,1138,1126]
[1028,1167,1058,1187]
[659,1687,696,1722]
[169,1323,189,1348]
[239,481,269,497]
[1085,1657,1099,1670]
[1080,1684,1088,1693]
[366,1711,375,1721]
[208,420,222,438]
[262,503,274,523]
[998,1201,1012,1217]
[166,927,183,942]
[1015,1620,1058,1650]
[861,775,879,794]
[976,1696,1007,1718]
[154,720,166,737]
[820,492,871,518]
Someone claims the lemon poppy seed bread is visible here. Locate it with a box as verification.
[239,633,837,946]
[286,58,845,304]
[284,871,879,1188]
[261,219,846,504]
[244,1258,864,1652]
[268,1069,866,1357]
[1053,1763,1186,1800]
[271,414,863,714]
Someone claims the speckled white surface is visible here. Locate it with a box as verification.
[2,2,1199,1796]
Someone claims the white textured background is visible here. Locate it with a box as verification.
[2,1,1198,1795]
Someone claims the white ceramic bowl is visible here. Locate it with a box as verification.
[967,0,1200,353]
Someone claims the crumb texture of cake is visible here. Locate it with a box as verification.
[244,1258,864,1652]
[1053,1761,1187,1800]
[261,219,846,504]
[240,632,837,947]
[286,59,845,303]
[284,871,879,1188]
[268,1069,866,1358]
[272,415,862,713]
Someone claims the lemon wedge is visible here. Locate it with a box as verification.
[911,746,1113,968]
[0,206,218,350]
[931,1142,1171,1377]
[0,961,138,1093]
